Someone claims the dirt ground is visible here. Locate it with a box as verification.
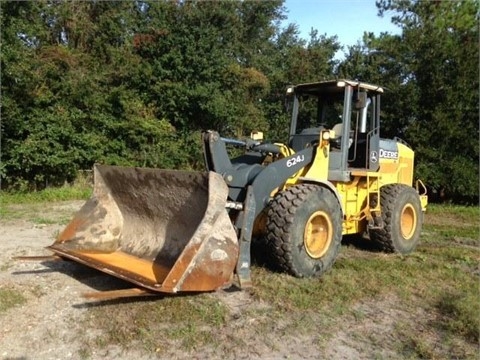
[0,201,469,359]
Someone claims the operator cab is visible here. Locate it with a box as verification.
[286,80,383,182]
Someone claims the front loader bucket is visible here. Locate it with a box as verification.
[49,165,239,293]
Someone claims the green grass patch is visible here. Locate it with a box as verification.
[31,217,61,225]
[436,289,480,343]
[0,185,89,222]
[427,203,480,218]
[0,287,27,312]
[0,202,79,223]
[423,204,479,247]
[423,223,479,243]
[83,294,228,353]
[0,185,92,205]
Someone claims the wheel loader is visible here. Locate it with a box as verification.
[20,79,428,298]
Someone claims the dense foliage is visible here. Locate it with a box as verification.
[1,0,478,202]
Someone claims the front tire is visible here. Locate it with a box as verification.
[265,184,342,278]
[370,184,423,254]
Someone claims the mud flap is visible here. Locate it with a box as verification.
[49,165,239,293]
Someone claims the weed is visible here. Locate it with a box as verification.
[32,217,58,225]
[82,294,228,354]
[78,347,91,360]
[436,290,480,343]
[401,332,438,359]
[0,287,27,312]
[0,260,12,272]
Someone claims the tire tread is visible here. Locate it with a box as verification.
[265,184,342,277]
[370,184,422,253]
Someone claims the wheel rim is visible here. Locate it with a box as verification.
[304,211,333,259]
[400,203,417,240]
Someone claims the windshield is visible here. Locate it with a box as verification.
[294,93,344,134]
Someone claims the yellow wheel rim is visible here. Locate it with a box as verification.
[400,203,417,240]
[304,211,333,259]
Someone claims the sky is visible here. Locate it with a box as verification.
[283,0,401,57]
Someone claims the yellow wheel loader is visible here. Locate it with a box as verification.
[21,79,428,298]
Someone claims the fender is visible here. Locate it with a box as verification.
[298,177,345,216]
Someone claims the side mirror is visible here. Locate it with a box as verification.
[354,92,367,109]
[285,86,295,111]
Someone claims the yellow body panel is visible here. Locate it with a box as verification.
[377,142,414,187]
[259,135,426,238]
[296,138,423,236]
[333,172,378,235]
[330,142,422,235]
[302,135,331,180]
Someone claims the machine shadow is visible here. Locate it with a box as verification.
[341,234,383,252]
[250,233,383,274]
[41,259,134,290]
[23,258,215,308]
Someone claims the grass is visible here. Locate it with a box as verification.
[81,294,229,356]
[0,287,27,313]
[2,192,478,358]
[0,184,92,205]
[0,183,91,221]
[436,290,479,343]
[0,201,84,223]
[81,203,479,358]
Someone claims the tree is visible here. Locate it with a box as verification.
[1,1,295,188]
[1,0,345,192]
[340,0,479,201]
[1,1,182,189]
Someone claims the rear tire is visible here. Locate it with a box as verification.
[370,184,423,254]
[265,184,342,277]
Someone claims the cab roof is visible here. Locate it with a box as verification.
[288,79,384,96]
